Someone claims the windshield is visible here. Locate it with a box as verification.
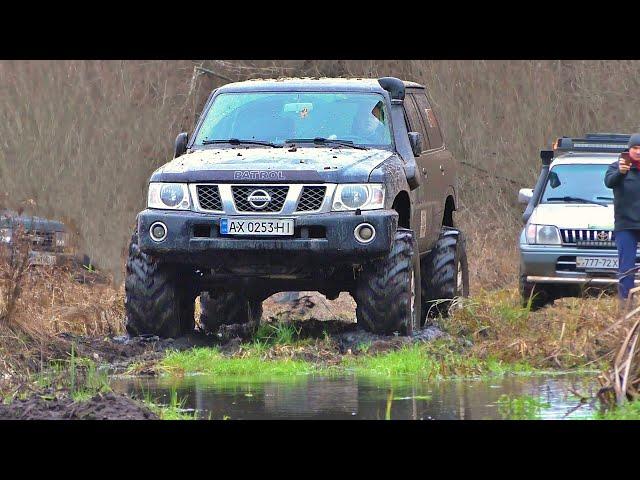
[193,92,393,147]
[540,164,613,204]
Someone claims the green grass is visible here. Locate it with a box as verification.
[596,400,640,420]
[254,322,302,346]
[161,347,316,376]
[342,341,536,380]
[136,385,197,420]
[158,339,540,381]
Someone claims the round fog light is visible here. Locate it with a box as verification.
[150,222,167,242]
[354,223,376,244]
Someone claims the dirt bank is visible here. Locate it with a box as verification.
[0,391,157,420]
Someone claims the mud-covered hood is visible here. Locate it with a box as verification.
[149,147,396,184]
[529,203,615,229]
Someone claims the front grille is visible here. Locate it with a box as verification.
[28,231,54,251]
[296,186,326,212]
[560,229,616,248]
[197,185,223,211]
[232,186,288,213]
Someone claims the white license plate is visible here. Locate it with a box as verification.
[220,218,294,236]
[28,251,57,266]
[576,256,618,270]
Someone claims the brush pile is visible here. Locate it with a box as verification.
[0,228,124,394]
[597,289,640,407]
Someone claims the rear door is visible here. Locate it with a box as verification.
[413,92,452,231]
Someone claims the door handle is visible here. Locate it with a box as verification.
[422,167,427,175]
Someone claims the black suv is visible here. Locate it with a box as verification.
[125,77,469,338]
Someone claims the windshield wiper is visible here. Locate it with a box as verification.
[285,137,368,150]
[596,196,614,201]
[201,138,282,148]
[546,196,607,207]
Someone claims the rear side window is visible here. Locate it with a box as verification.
[403,94,428,152]
[413,93,443,150]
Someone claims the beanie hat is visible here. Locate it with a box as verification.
[628,133,640,148]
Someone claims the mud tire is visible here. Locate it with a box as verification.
[519,266,553,311]
[125,232,196,338]
[354,228,421,335]
[199,292,263,334]
[421,228,470,321]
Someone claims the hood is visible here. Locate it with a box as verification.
[529,203,615,230]
[149,147,395,184]
[0,210,65,232]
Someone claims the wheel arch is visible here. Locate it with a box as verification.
[443,191,456,228]
[392,190,411,229]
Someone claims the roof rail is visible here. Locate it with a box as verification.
[553,133,630,154]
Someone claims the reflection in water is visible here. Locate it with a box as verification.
[111,374,598,420]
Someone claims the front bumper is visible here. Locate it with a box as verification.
[520,243,640,286]
[137,208,398,268]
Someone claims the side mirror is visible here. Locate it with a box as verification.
[518,188,534,204]
[408,132,423,157]
[174,132,189,159]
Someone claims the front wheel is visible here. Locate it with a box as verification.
[124,232,196,338]
[354,228,421,335]
[519,266,553,310]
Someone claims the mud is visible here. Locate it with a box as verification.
[56,289,448,372]
[0,392,158,420]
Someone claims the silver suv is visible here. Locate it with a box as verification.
[518,133,638,309]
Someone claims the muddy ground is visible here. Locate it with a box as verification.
[0,291,446,419]
[0,391,157,420]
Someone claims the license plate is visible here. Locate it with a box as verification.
[576,256,618,270]
[220,218,294,236]
[28,251,57,266]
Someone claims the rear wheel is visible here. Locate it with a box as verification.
[124,232,196,338]
[199,291,263,334]
[354,228,421,335]
[421,228,470,322]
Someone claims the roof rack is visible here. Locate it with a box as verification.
[553,133,630,153]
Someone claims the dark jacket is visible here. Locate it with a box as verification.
[604,160,640,231]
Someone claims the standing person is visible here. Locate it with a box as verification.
[605,134,640,302]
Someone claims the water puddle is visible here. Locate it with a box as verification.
[111,373,599,420]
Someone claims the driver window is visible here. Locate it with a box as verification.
[403,94,428,152]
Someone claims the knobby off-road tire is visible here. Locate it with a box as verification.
[199,292,263,334]
[519,265,553,311]
[421,228,470,322]
[125,232,196,338]
[354,228,421,335]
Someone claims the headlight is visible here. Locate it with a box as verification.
[0,228,12,243]
[148,183,191,210]
[55,231,69,247]
[332,184,385,211]
[526,224,561,245]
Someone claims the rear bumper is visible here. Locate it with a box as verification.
[137,208,398,268]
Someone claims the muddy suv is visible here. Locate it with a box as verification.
[0,210,70,266]
[125,77,469,338]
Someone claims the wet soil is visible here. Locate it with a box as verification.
[54,318,447,377]
[0,391,158,420]
[1,291,448,419]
